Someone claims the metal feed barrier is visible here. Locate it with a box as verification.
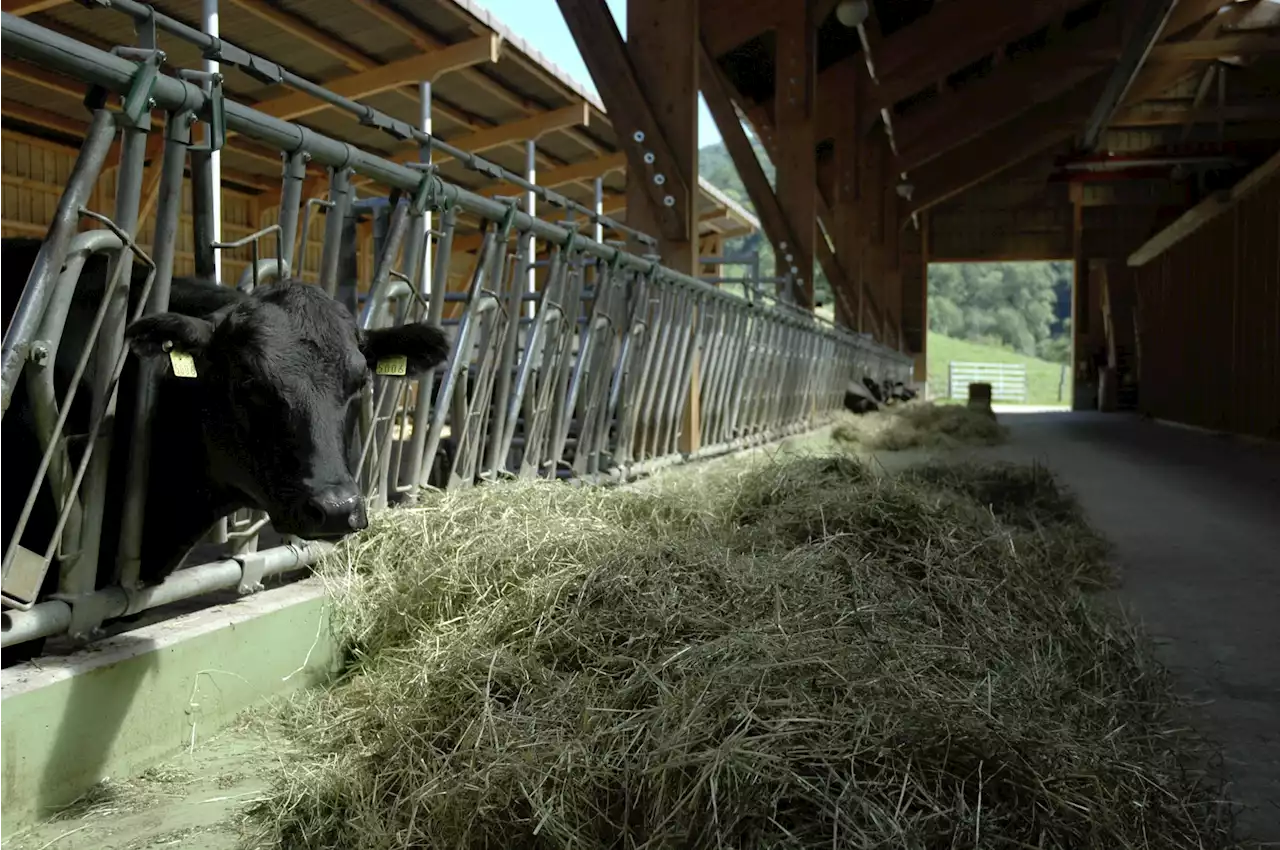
[0,7,912,654]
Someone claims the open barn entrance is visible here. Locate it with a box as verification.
[925,261,1075,407]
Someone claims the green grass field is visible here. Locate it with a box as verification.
[926,332,1071,406]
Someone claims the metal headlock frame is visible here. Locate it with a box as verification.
[0,10,913,653]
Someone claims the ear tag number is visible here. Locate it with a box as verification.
[376,355,407,376]
[169,350,198,378]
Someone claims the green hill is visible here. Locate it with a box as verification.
[926,332,1071,406]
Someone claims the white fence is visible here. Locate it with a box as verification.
[947,361,1028,403]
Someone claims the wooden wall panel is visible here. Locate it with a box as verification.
[3,132,259,281]
[1130,173,1280,440]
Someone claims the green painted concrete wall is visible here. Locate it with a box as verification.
[0,583,342,837]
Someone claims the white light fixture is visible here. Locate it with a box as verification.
[835,0,869,28]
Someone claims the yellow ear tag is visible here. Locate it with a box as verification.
[169,350,198,379]
[375,355,407,376]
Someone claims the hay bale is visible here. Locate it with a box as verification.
[246,455,1234,850]
[832,401,1007,451]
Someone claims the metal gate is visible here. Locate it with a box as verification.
[0,8,913,656]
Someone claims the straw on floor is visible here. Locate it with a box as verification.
[831,401,1008,451]
[245,451,1234,850]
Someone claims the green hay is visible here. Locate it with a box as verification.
[832,401,1008,451]
[244,453,1236,849]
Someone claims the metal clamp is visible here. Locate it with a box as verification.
[178,69,226,153]
[404,162,441,215]
[111,46,166,129]
[361,109,416,141]
[203,39,284,85]
[236,552,266,595]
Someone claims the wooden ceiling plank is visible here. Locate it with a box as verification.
[871,0,1081,109]
[894,2,1126,171]
[477,152,626,197]
[906,81,1104,218]
[253,35,502,122]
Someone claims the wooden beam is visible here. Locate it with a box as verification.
[251,36,502,122]
[772,0,816,309]
[1113,1,1257,120]
[2,0,68,15]
[626,0,699,271]
[477,152,626,198]
[700,0,779,56]
[831,60,862,329]
[1112,100,1280,126]
[428,104,591,166]
[224,0,370,71]
[340,0,607,161]
[906,81,1104,218]
[1127,148,1280,266]
[699,44,804,293]
[1082,0,1179,151]
[556,0,695,245]
[1149,32,1280,61]
[870,0,1080,109]
[349,104,593,187]
[1,102,87,137]
[893,3,1124,170]
[1164,0,1253,40]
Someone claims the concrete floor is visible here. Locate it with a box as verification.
[956,410,1280,845]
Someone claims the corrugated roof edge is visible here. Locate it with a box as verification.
[698,177,759,229]
[439,0,607,113]
[438,0,760,233]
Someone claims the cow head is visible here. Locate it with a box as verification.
[124,278,450,541]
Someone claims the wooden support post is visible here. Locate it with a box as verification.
[556,0,697,258]
[832,61,861,329]
[772,0,816,309]
[1069,181,1094,411]
[626,0,699,272]
[916,211,930,383]
[604,0,701,454]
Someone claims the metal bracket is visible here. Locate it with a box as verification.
[282,149,310,181]
[236,553,266,595]
[542,189,569,210]
[361,109,416,142]
[111,47,166,130]
[203,39,284,85]
[53,589,118,642]
[560,221,581,252]
[164,107,195,145]
[405,163,440,215]
[469,156,505,181]
[178,69,226,154]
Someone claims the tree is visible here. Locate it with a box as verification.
[697,136,831,308]
[926,261,1072,362]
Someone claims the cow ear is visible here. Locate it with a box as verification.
[124,313,216,359]
[360,322,451,376]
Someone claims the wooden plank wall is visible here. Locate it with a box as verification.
[2,132,261,279]
[1129,173,1280,440]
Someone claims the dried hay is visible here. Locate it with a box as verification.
[832,401,1008,451]
[245,452,1235,850]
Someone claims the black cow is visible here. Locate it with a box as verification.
[843,379,880,414]
[862,375,885,403]
[884,381,917,404]
[2,237,450,659]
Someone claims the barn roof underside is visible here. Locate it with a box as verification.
[706,0,1280,264]
[0,0,760,244]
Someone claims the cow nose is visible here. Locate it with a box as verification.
[301,487,367,537]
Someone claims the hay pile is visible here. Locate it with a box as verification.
[832,401,1007,451]
[246,453,1233,849]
